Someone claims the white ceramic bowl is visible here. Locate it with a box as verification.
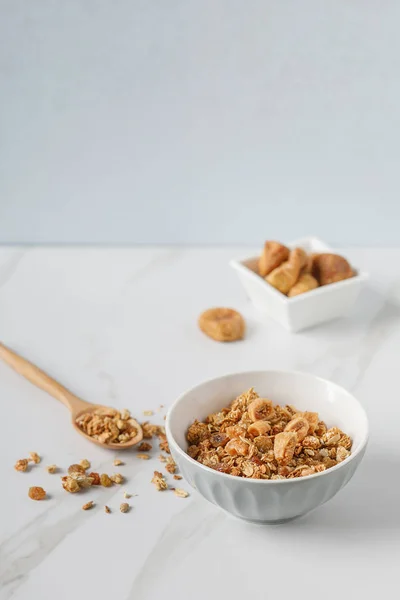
[166,370,368,524]
[230,236,369,332]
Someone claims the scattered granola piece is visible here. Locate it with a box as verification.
[165,457,177,474]
[113,459,123,466]
[89,472,101,485]
[174,488,189,498]
[123,491,131,499]
[29,486,46,500]
[28,452,41,464]
[137,454,150,460]
[158,454,168,463]
[100,474,113,487]
[110,473,124,484]
[120,502,130,513]
[120,409,131,420]
[151,470,168,491]
[46,465,58,474]
[104,505,111,513]
[62,476,80,493]
[158,435,170,454]
[138,442,152,452]
[68,464,86,475]
[143,410,154,416]
[15,459,28,472]
[82,501,94,510]
[79,459,91,470]
[173,475,182,480]
[142,422,164,439]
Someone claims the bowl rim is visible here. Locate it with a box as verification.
[166,369,369,485]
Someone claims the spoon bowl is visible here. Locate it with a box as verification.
[0,342,143,449]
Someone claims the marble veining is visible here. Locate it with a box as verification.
[0,247,399,600]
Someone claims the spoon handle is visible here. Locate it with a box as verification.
[0,342,91,414]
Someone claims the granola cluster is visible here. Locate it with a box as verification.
[75,407,140,445]
[186,388,352,480]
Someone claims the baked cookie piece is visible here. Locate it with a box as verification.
[198,308,245,342]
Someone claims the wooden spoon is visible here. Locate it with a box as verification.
[0,342,143,449]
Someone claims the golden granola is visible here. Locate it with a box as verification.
[151,471,168,491]
[137,454,150,460]
[143,410,154,416]
[15,459,29,472]
[46,464,58,474]
[75,407,141,445]
[28,452,41,464]
[110,473,124,484]
[79,459,91,470]
[165,457,177,474]
[174,488,189,498]
[141,422,165,439]
[62,476,80,493]
[100,474,113,487]
[186,388,352,480]
[138,442,152,452]
[104,505,111,514]
[120,502,130,513]
[113,459,123,466]
[82,501,94,510]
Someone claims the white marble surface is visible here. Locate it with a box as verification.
[0,246,399,599]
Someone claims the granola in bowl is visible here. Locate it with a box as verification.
[186,388,352,480]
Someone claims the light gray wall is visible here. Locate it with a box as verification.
[1,0,399,245]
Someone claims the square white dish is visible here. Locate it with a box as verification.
[230,236,369,333]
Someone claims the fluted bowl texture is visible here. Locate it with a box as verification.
[166,370,368,523]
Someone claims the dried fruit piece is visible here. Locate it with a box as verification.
[248,420,271,437]
[284,416,309,442]
[82,501,94,510]
[312,253,354,286]
[248,398,274,422]
[28,452,41,464]
[274,432,297,464]
[288,273,318,297]
[15,459,28,472]
[104,505,111,513]
[89,472,101,485]
[79,459,91,470]
[100,473,113,487]
[259,241,290,277]
[198,308,245,342]
[120,503,130,513]
[28,486,46,500]
[209,433,229,447]
[174,488,189,498]
[151,470,168,491]
[113,459,123,466]
[46,464,58,474]
[225,438,249,457]
[110,473,124,484]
